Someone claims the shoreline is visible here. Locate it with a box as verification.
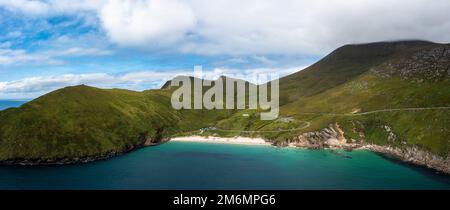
[170,135,450,175]
[170,136,271,146]
[2,135,448,176]
[0,137,170,166]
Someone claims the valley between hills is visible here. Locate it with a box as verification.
[0,40,449,174]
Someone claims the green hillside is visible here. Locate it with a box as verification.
[0,85,230,161]
[216,41,450,156]
[0,76,247,161]
[0,40,449,163]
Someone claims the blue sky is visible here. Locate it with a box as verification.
[1,0,450,99]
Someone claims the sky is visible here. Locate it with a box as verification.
[1,0,450,99]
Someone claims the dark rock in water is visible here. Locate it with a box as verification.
[329,150,352,159]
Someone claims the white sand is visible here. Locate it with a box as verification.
[170,136,270,145]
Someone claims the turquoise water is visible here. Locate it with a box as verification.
[0,142,449,190]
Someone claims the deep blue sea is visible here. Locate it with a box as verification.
[0,100,449,190]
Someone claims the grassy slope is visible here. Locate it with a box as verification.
[282,73,450,156]
[282,41,450,156]
[0,85,231,160]
[214,41,450,156]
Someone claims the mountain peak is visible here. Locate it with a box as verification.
[279,40,450,104]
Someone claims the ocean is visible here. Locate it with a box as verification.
[0,100,449,190]
[0,142,449,190]
[0,100,28,111]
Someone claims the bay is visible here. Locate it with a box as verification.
[1,100,449,190]
[0,141,449,190]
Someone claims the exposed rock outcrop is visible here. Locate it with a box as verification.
[284,123,359,150]
[371,45,450,82]
[276,122,450,175]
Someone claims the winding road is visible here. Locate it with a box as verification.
[204,107,450,133]
[297,106,450,116]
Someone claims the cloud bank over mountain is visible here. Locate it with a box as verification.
[1,0,450,55]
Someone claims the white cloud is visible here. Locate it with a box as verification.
[5,31,22,39]
[100,0,196,47]
[98,0,450,55]
[251,56,275,65]
[0,0,105,15]
[55,47,112,57]
[0,66,305,98]
[0,47,112,66]
[0,42,12,48]
[1,0,450,55]
[0,0,49,15]
[0,48,59,65]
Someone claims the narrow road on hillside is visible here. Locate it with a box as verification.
[350,107,450,115]
[205,107,450,133]
[296,106,450,116]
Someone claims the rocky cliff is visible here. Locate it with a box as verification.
[281,123,450,175]
[360,144,450,175]
[279,123,359,150]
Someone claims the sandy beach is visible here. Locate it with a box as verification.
[170,136,271,145]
